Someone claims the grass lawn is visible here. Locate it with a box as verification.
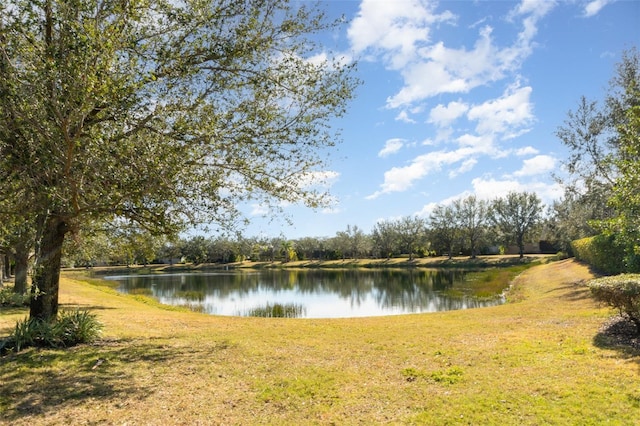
[1,259,639,425]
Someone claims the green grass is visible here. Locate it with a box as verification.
[458,262,535,297]
[1,259,638,425]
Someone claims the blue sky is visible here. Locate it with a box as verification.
[239,0,639,240]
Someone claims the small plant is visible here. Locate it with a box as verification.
[401,367,424,382]
[55,309,103,346]
[245,302,306,318]
[430,366,464,384]
[588,274,640,335]
[1,309,102,354]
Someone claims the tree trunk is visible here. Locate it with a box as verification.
[517,235,524,259]
[0,254,4,284]
[14,245,30,294]
[30,216,69,322]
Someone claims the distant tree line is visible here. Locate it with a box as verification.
[55,191,558,267]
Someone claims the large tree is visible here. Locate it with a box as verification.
[489,192,543,258]
[557,47,639,269]
[0,0,358,321]
[395,216,426,260]
[429,204,459,259]
[371,220,398,259]
[453,195,487,259]
[605,81,640,268]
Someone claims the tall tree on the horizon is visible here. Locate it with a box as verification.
[454,195,487,259]
[489,192,543,258]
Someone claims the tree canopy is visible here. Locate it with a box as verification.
[556,47,640,271]
[489,192,542,259]
[0,0,358,320]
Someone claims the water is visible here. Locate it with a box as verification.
[105,268,505,318]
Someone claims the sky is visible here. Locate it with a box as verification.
[237,0,639,240]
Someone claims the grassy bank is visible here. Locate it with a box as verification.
[83,254,551,275]
[1,259,638,424]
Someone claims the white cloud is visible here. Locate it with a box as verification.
[449,158,477,178]
[455,133,499,155]
[428,100,469,127]
[414,192,469,217]
[416,172,563,218]
[378,138,405,157]
[471,176,563,204]
[297,171,340,189]
[348,0,456,68]
[508,0,557,43]
[515,146,539,156]
[366,147,479,199]
[583,0,614,17]
[467,84,534,137]
[512,154,556,177]
[348,0,555,110]
[385,23,535,108]
[395,110,416,123]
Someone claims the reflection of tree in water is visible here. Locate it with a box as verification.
[108,268,502,316]
[372,269,498,312]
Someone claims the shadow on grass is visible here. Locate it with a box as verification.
[60,303,117,311]
[593,316,640,371]
[547,281,594,302]
[0,338,231,422]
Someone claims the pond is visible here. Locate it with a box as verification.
[105,268,505,318]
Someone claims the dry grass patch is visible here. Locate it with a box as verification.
[1,259,639,425]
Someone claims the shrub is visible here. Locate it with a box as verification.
[572,235,627,274]
[1,309,102,354]
[55,309,103,346]
[0,287,30,307]
[588,274,640,335]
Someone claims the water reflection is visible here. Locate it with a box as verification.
[105,269,504,318]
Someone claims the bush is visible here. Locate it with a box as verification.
[588,274,640,335]
[1,309,102,354]
[0,287,30,307]
[571,235,627,274]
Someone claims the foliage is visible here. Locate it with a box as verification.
[0,286,30,307]
[453,195,488,258]
[558,48,640,271]
[245,302,306,318]
[588,274,640,335]
[571,235,627,275]
[395,216,427,260]
[544,190,611,254]
[371,220,399,259]
[489,192,543,258]
[332,225,371,260]
[429,204,459,259]
[601,83,640,266]
[0,0,358,321]
[1,309,102,353]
